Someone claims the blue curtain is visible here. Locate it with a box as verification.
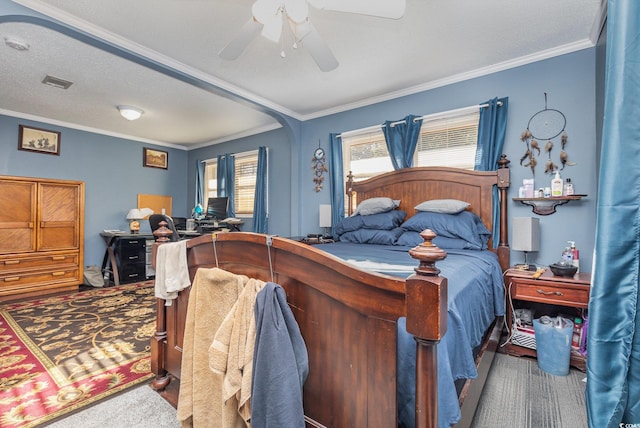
[382,114,423,169]
[329,133,345,237]
[195,160,205,211]
[217,154,235,217]
[474,97,508,248]
[587,2,640,426]
[252,146,268,233]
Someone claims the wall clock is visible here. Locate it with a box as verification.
[312,145,327,192]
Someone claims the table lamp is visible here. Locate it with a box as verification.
[319,204,332,239]
[512,217,540,271]
[126,208,153,233]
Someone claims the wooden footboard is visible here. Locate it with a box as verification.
[152,231,448,428]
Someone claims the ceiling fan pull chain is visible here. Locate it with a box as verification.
[280,11,287,58]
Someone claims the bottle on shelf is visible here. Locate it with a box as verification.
[564,178,574,196]
[551,170,563,197]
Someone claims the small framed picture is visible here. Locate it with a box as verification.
[143,147,168,169]
[18,125,61,156]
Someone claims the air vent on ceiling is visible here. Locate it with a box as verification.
[42,75,73,90]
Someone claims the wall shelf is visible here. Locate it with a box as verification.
[512,195,587,215]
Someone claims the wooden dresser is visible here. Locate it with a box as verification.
[0,175,85,301]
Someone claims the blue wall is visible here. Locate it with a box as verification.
[0,115,189,267]
[0,43,598,273]
[296,48,597,272]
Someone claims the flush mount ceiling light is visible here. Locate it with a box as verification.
[218,0,406,72]
[4,37,30,51]
[117,105,144,121]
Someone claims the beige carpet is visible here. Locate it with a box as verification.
[471,353,587,428]
[46,384,178,428]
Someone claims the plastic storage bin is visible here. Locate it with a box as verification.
[533,316,573,376]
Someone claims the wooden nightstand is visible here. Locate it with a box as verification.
[501,269,590,372]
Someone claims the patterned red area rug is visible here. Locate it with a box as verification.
[0,281,156,427]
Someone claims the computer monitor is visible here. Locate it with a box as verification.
[206,197,228,220]
[172,216,187,230]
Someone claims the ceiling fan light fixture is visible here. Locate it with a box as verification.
[252,0,279,24]
[117,105,144,121]
[261,14,283,42]
[284,0,308,23]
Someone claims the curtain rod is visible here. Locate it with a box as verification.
[337,101,503,139]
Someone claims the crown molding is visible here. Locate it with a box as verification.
[0,108,188,150]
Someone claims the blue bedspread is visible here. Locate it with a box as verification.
[318,242,504,428]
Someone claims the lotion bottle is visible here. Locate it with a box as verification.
[551,170,563,197]
[569,240,579,273]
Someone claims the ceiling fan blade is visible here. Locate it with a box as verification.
[308,0,406,19]
[294,20,338,72]
[218,18,263,60]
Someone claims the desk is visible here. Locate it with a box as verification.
[197,220,243,233]
[101,232,155,286]
[177,230,202,238]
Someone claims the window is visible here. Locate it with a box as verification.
[204,150,259,216]
[341,129,393,182]
[341,111,479,184]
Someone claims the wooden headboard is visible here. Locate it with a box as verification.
[346,157,511,270]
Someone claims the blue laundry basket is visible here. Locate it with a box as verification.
[533,316,573,376]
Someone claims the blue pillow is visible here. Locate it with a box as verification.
[338,227,404,245]
[335,210,406,235]
[400,211,490,249]
[396,231,485,250]
[414,199,470,214]
[352,197,400,216]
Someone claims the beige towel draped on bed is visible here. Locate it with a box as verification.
[176,268,249,428]
[209,278,266,426]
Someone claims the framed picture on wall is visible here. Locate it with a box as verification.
[18,125,61,156]
[143,148,168,169]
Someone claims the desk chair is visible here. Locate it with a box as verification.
[149,214,180,242]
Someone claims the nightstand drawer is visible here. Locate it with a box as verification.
[510,281,590,306]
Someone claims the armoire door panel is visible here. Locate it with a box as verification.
[38,184,80,251]
[0,180,36,254]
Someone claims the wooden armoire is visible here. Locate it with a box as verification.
[0,175,85,301]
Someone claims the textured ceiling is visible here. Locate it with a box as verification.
[0,0,604,149]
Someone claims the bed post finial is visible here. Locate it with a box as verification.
[153,221,173,242]
[408,229,447,276]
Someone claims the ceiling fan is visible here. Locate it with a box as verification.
[218,0,406,72]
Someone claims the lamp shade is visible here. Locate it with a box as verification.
[126,207,153,220]
[126,209,142,220]
[512,217,540,252]
[319,204,332,228]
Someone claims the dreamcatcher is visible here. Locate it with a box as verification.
[520,93,576,176]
